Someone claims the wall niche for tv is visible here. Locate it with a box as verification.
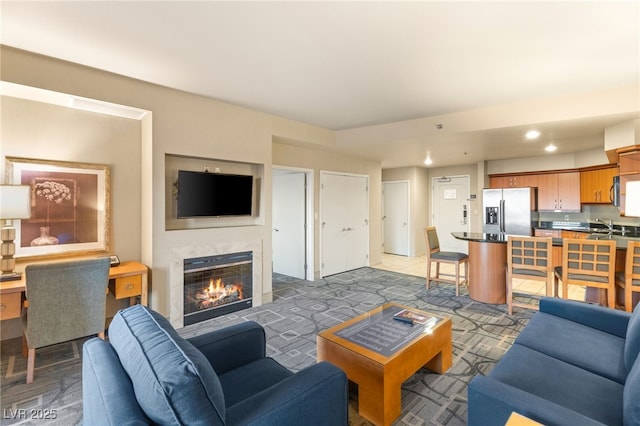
[165,153,263,231]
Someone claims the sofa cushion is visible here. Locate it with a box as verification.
[625,303,640,373]
[109,305,225,425]
[515,311,627,383]
[219,357,293,408]
[488,344,624,426]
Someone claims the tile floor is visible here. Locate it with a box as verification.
[375,253,586,302]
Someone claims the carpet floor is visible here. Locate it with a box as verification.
[1,267,535,425]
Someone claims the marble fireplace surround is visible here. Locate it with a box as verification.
[169,240,263,328]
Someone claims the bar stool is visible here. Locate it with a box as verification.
[615,240,640,312]
[506,235,553,315]
[424,227,468,296]
[554,238,616,308]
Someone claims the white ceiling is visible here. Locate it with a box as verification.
[2,1,639,168]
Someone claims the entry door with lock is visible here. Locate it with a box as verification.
[321,172,369,277]
[432,176,470,254]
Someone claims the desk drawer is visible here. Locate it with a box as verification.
[0,292,22,320]
[110,275,142,300]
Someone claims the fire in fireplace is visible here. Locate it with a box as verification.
[184,251,252,325]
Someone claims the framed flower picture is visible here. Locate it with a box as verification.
[5,157,110,259]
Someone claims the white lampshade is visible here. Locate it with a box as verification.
[626,181,640,217]
[0,185,32,220]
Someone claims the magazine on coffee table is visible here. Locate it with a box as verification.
[393,309,437,326]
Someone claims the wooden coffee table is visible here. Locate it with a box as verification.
[317,303,452,426]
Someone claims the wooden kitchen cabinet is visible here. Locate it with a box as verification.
[537,172,581,212]
[580,165,618,204]
[489,174,538,188]
[534,229,561,238]
[560,230,590,239]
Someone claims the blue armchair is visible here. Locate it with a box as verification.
[83,304,348,425]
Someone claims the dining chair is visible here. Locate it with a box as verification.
[615,240,640,312]
[424,226,468,296]
[554,238,616,308]
[22,257,111,383]
[506,235,553,315]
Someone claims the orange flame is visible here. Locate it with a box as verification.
[204,278,243,302]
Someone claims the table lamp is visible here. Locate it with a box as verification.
[626,181,640,217]
[0,185,32,281]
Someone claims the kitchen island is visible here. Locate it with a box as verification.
[451,232,509,304]
[453,230,640,307]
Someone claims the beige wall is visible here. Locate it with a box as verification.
[487,148,610,175]
[0,96,143,260]
[0,47,385,332]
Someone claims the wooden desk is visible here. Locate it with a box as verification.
[0,260,148,320]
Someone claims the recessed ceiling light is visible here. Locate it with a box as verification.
[545,144,557,152]
[525,130,541,140]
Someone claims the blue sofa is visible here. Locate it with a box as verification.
[468,297,640,426]
[82,304,348,425]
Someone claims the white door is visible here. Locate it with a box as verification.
[321,172,369,276]
[345,175,369,271]
[383,181,409,256]
[432,176,470,253]
[272,171,306,279]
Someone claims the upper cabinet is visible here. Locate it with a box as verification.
[489,174,538,189]
[618,148,640,215]
[537,172,581,212]
[580,165,618,204]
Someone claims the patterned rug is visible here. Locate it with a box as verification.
[1,267,535,425]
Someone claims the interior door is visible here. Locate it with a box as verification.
[321,172,369,276]
[345,175,369,271]
[432,176,470,253]
[272,171,306,279]
[383,181,409,256]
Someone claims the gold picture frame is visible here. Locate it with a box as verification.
[5,157,110,260]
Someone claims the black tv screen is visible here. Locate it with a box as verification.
[177,170,253,218]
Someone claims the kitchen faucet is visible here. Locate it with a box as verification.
[594,218,614,232]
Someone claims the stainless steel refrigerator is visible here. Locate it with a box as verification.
[483,187,537,235]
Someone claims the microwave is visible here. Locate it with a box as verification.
[612,175,620,207]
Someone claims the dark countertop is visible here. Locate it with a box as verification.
[452,232,508,243]
[534,221,640,238]
[452,231,639,249]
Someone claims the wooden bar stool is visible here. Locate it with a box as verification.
[554,238,616,308]
[615,240,640,312]
[506,236,553,315]
[424,227,468,296]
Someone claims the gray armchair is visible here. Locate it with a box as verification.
[22,257,111,383]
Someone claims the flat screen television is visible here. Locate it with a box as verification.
[177,170,253,218]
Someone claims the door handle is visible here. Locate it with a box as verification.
[273,228,279,232]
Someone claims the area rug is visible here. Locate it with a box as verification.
[1,267,535,425]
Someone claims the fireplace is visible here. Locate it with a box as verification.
[183,251,253,325]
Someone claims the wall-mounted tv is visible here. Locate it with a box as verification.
[177,170,253,218]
